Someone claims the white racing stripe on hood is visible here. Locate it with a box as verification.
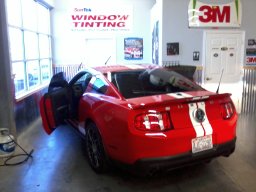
[197,102,213,136]
[167,92,193,99]
[188,103,205,137]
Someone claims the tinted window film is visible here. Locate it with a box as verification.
[91,78,108,94]
[111,68,203,99]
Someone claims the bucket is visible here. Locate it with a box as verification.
[0,128,15,157]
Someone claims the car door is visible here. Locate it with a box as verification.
[40,72,69,134]
[68,71,93,118]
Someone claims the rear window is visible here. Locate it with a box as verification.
[111,68,204,99]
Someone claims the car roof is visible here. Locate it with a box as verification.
[92,64,151,74]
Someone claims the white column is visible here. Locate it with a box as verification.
[0,0,16,136]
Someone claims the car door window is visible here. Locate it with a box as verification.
[90,77,108,94]
[70,72,92,96]
[76,73,92,90]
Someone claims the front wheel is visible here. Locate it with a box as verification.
[85,123,109,173]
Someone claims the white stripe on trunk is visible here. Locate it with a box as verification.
[188,103,205,137]
[197,102,213,135]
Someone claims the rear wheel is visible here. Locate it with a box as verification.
[85,123,109,173]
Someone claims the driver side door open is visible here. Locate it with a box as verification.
[40,72,69,134]
[40,88,69,134]
[40,71,93,134]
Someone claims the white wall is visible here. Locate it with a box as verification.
[51,0,155,65]
[150,0,163,65]
[52,0,256,66]
[160,0,256,66]
[162,0,203,65]
[158,0,256,112]
[38,0,54,7]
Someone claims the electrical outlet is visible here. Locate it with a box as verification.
[193,51,200,61]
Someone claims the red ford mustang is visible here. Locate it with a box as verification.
[40,64,237,174]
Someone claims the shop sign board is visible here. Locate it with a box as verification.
[188,0,242,28]
[246,56,256,65]
[246,48,256,65]
[71,5,133,33]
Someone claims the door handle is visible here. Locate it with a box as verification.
[206,77,212,81]
[221,47,228,51]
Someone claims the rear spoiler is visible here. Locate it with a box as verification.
[127,92,232,110]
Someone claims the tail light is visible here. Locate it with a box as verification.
[134,112,172,132]
[221,102,235,119]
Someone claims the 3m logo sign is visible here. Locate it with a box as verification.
[188,0,242,28]
[246,57,256,64]
[199,6,230,23]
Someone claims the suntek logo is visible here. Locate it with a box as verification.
[199,5,231,23]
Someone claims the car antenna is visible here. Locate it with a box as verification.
[78,62,83,71]
[105,56,111,65]
[216,68,224,93]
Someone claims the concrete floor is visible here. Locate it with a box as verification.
[0,114,256,192]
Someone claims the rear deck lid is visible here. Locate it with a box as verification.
[127,91,234,136]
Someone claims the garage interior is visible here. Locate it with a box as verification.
[0,0,256,191]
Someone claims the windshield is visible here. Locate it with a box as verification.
[111,68,204,99]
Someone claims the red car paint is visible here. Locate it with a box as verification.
[40,65,237,170]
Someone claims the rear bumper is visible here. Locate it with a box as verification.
[129,137,236,174]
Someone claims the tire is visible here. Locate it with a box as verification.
[85,123,109,173]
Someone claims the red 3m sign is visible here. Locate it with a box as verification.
[246,56,256,65]
[188,0,242,27]
[199,5,230,23]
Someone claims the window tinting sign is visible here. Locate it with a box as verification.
[71,5,133,33]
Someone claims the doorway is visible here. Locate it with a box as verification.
[84,38,116,67]
[203,30,245,112]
